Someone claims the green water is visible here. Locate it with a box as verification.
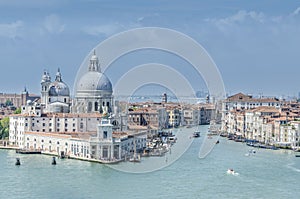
[1,126,299,199]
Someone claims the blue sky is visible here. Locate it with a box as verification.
[0,0,300,98]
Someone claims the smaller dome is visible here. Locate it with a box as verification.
[26,100,32,105]
[49,81,70,96]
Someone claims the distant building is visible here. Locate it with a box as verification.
[127,107,168,134]
[167,108,181,127]
[0,88,39,108]
[222,92,282,132]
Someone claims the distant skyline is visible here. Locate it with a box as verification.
[0,0,300,97]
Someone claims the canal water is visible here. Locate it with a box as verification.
[1,125,299,199]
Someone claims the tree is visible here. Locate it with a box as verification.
[14,108,21,114]
[5,100,13,107]
[0,117,9,139]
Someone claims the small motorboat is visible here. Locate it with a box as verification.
[193,131,200,138]
[15,158,21,166]
[129,154,141,163]
[216,140,219,144]
[227,169,239,176]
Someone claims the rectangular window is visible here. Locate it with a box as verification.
[103,131,108,139]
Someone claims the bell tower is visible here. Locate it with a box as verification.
[41,70,51,106]
[88,50,101,72]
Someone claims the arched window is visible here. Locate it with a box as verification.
[95,102,98,111]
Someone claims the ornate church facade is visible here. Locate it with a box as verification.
[72,50,114,114]
[40,50,114,115]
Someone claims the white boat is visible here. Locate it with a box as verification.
[129,154,141,162]
[227,169,239,176]
[193,131,200,138]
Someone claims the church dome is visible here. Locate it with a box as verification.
[76,71,112,93]
[49,81,70,96]
[48,68,70,97]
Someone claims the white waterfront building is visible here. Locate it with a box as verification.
[23,118,147,161]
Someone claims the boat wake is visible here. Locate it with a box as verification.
[198,134,220,159]
[286,163,300,173]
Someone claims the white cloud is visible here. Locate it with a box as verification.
[44,14,65,34]
[0,20,23,39]
[82,22,141,37]
[205,10,265,26]
[291,7,300,16]
[83,24,120,37]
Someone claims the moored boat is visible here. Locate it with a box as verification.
[129,154,141,162]
[193,131,200,138]
[16,149,41,154]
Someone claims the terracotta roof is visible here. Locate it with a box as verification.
[24,131,72,139]
[251,106,279,113]
[13,112,104,118]
[226,93,279,103]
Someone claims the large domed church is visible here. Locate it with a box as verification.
[40,50,114,115]
[72,50,114,114]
